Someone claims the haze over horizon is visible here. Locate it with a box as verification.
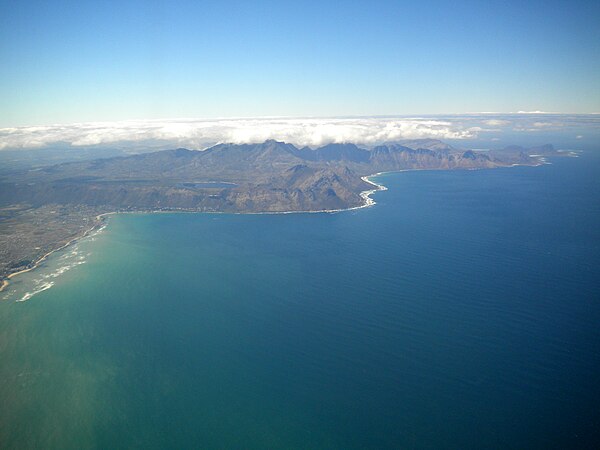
[1,0,599,128]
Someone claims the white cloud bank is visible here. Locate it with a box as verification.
[3,114,596,151]
[483,119,511,127]
[0,117,477,151]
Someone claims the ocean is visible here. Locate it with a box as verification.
[1,153,599,449]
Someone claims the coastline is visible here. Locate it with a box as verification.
[1,159,545,294]
[0,174,388,293]
[0,214,108,294]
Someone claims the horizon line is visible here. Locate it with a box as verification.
[2,112,600,129]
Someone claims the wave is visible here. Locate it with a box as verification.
[5,247,92,302]
[18,281,55,302]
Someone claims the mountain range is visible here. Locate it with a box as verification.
[1,139,552,213]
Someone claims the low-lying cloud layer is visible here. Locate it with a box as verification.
[0,115,597,151]
[0,117,477,151]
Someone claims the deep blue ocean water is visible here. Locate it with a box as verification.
[1,153,599,449]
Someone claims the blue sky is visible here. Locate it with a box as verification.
[1,0,599,126]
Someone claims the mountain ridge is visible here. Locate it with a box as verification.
[2,139,555,212]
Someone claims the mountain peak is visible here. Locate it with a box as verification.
[399,139,456,152]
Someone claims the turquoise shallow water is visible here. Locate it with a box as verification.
[1,154,599,449]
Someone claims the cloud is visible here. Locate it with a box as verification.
[516,110,553,114]
[513,119,567,132]
[0,117,478,150]
[531,121,557,128]
[2,114,596,151]
[483,119,511,127]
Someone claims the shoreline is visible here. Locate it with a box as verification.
[0,215,108,294]
[0,174,388,293]
[1,160,544,293]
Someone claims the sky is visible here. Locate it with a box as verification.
[0,0,599,127]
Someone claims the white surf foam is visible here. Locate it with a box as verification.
[18,281,55,302]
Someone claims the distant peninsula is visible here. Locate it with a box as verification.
[0,139,562,286]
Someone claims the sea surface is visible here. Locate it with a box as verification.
[1,153,599,449]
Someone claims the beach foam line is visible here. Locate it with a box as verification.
[18,281,54,302]
[0,215,107,294]
[9,251,89,302]
[357,175,388,208]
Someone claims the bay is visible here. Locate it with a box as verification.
[1,153,599,449]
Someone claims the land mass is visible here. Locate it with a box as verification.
[0,139,560,285]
